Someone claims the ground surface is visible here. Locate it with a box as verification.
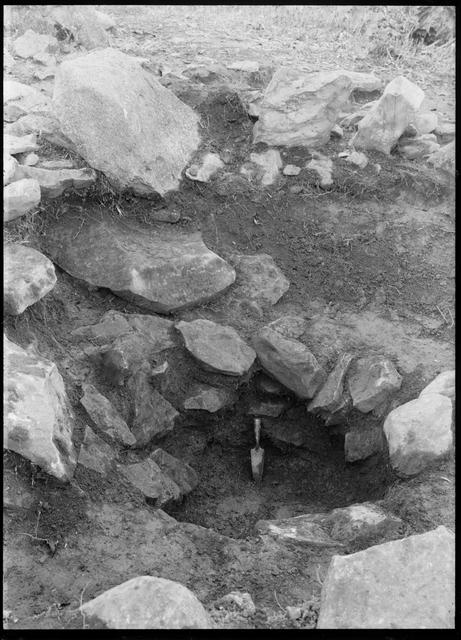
[3,5,455,630]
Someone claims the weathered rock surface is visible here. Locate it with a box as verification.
[345,426,384,462]
[12,29,58,60]
[306,153,333,187]
[240,149,282,186]
[186,152,224,182]
[348,355,402,413]
[4,336,77,481]
[317,526,455,628]
[77,425,116,475]
[119,457,182,506]
[53,48,200,196]
[383,393,453,477]
[4,133,38,155]
[39,158,75,170]
[427,140,455,178]
[308,352,354,415]
[353,76,425,154]
[4,153,18,186]
[19,165,96,198]
[342,70,382,93]
[80,383,136,446]
[150,448,199,496]
[266,315,307,339]
[229,253,290,306]
[184,384,235,412]
[256,502,401,548]
[399,133,440,160]
[227,60,260,73]
[253,69,355,147]
[4,178,41,222]
[419,370,455,401]
[4,113,76,150]
[4,244,57,315]
[43,212,235,313]
[4,80,50,122]
[80,575,211,629]
[177,319,256,376]
[252,327,325,399]
[127,364,179,447]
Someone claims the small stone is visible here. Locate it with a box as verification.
[338,151,350,158]
[184,384,235,413]
[77,426,116,475]
[306,153,333,187]
[346,150,368,169]
[3,153,18,186]
[426,140,455,178]
[23,152,39,166]
[151,209,181,223]
[434,120,455,144]
[383,393,453,477]
[20,165,96,198]
[399,134,440,160]
[286,606,302,621]
[241,149,283,186]
[4,133,38,155]
[419,370,455,401]
[348,355,402,413]
[289,184,303,194]
[80,383,136,446]
[185,152,224,182]
[38,158,75,170]
[12,29,58,59]
[229,253,290,306]
[330,124,343,138]
[119,458,181,505]
[227,60,260,73]
[283,164,301,176]
[217,591,256,616]
[4,178,41,222]
[150,448,198,497]
[4,244,57,315]
[266,315,307,339]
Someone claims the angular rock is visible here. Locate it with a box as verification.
[255,373,288,397]
[4,133,38,155]
[426,140,455,178]
[248,400,286,417]
[128,364,179,447]
[330,124,343,138]
[177,319,256,376]
[317,526,455,629]
[80,383,136,446]
[252,327,325,399]
[150,448,198,496]
[257,501,401,548]
[184,384,235,412]
[254,69,354,147]
[77,425,116,475]
[434,120,455,144]
[399,134,440,160]
[80,575,211,629]
[53,48,200,196]
[383,393,453,477]
[345,426,384,462]
[348,355,402,413]
[3,153,18,186]
[240,149,282,186]
[267,315,307,339]
[353,76,425,154]
[43,211,235,313]
[4,113,76,151]
[345,150,368,168]
[283,164,301,176]
[12,29,58,59]
[419,370,455,401]
[119,458,181,506]
[185,152,224,182]
[230,253,290,306]
[306,153,333,187]
[4,336,77,481]
[19,165,96,198]
[4,244,57,315]
[4,80,50,122]
[308,352,354,414]
[4,178,41,222]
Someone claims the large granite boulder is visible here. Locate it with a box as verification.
[317,526,455,628]
[4,336,77,481]
[176,319,256,376]
[43,211,236,313]
[53,48,200,196]
[4,244,57,315]
[80,576,211,629]
[383,393,453,477]
[252,327,325,399]
[353,76,425,154]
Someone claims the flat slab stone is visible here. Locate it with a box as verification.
[229,253,290,306]
[80,383,136,446]
[4,336,77,481]
[4,178,41,222]
[53,48,200,196]
[4,133,38,155]
[317,526,455,628]
[4,244,57,315]
[419,370,455,401]
[78,425,116,475]
[42,211,236,313]
[348,355,402,413]
[252,327,325,399]
[19,165,97,198]
[80,576,212,629]
[383,393,453,477]
[266,315,307,339]
[176,319,256,376]
[184,384,235,412]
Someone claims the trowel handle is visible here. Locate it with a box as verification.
[254,418,261,447]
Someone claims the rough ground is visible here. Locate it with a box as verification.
[3,5,455,630]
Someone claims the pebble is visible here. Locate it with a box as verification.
[283,164,301,176]
[289,184,303,194]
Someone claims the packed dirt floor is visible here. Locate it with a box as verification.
[3,5,455,630]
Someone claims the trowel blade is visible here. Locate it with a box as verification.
[251,446,265,483]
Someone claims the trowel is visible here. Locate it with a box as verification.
[251,418,265,484]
